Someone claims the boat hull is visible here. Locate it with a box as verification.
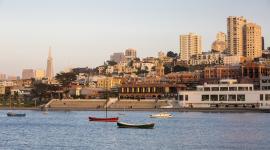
[117,122,155,129]
[150,115,172,118]
[7,112,26,117]
[89,117,118,122]
[149,112,173,118]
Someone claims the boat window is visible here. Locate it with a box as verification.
[185,95,188,101]
[229,87,237,91]
[204,87,210,91]
[211,87,219,91]
[238,87,248,91]
[220,87,228,91]
[210,95,218,101]
[202,95,209,101]
[260,94,264,101]
[179,95,183,101]
[249,87,252,91]
[265,94,270,101]
[219,95,227,101]
[237,94,245,101]
[228,95,236,101]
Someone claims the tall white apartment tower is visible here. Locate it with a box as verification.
[180,33,202,61]
[227,16,247,56]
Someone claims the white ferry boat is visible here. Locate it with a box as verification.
[178,79,270,109]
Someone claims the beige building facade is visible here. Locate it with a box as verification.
[244,23,262,60]
[227,16,247,56]
[97,77,122,90]
[180,33,202,61]
[35,69,46,80]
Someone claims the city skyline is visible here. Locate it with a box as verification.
[0,0,269,76]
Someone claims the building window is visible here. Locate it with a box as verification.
[260,94,264,101]
[211,87,219,91]
[237,94,245,101]
[220,87,228,91]
[202,95,209,101]
[179,95,183,101]
[238,87,248,91]
[185,95,188,101]
[210,95,218,101]
[229,87,237,91]
[228,95,236,101]
[204,87,210,91]
[219,95,227,101]
[265,94,270,101]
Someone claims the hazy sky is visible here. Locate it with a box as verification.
[0,0,269,76]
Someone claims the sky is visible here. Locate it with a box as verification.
[0,0,269,76]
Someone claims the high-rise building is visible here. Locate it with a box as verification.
[227,16,247,56]
[110,52,125,63]
[158,51,166,59]
[212,32,226,53]
[262,37,265,50]
[22,69,35,79]
[125,48,137,62]
[243,23,262,60]
[7,75,19,81]
[46,47,54,80]
[0,74,6,81]
[180,33,202,61]
[216,32,226,42]
[35,69,46,80]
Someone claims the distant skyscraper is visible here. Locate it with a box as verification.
[7,75,19,81]
[227,16,247,56]
[35,69,46,80]
[22,69,35,79]
[243,23,262,60]
[0,73,6,81]
[180,33,202,61]
[262,37,265,50]
[216,32,226,42]
[125,48,137,62]
[110,52,125,63]
[46,47,54,80]
[212,32,226,53]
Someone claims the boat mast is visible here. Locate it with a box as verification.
[106,89,108,118]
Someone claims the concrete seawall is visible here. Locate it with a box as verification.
[43,99,270,113]
[45,99,172,110]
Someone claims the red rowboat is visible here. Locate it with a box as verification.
[89,117,119,122]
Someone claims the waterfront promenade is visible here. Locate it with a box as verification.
[2,99,270,113]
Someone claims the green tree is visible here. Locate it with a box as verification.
[164,65,172,74]
[106,60,117,66]
[173,65,188,72]
[55,72,77,87]
[4,88,11,107]
[55,72,77,98]
[31,82,50,104]
[167,51,178,58]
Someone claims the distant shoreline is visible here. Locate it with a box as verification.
[1,107,270,113]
